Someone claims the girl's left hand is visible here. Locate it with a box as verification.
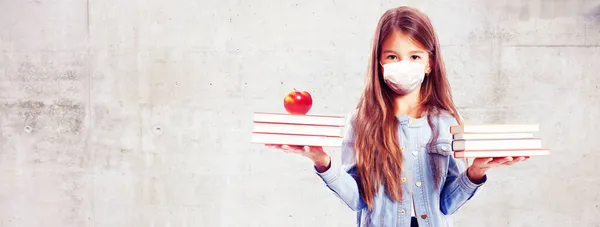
[472,156,530,170]
[467,156,530,184]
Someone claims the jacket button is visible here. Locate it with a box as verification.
[441,145,447,151]
[421,214,428,219]
[416,181,422,187]
[401,177,407,183]
[401,146,405,151]
[400,209,406,214]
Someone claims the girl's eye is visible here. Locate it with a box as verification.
[386,55,398,60]
[411,55,421,60]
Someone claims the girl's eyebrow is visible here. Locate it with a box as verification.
[381,50,426,55]
[409,50,426,54]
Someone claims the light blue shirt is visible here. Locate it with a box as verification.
[315,111,487,227]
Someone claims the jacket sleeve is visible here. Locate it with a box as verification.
[314,113,365,211]
[439,117,487,214]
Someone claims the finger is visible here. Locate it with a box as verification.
[283,145,301,149]
[280,144,291,153]
[485,157,501,165]
[507,156,526,162]
[483,157,494,164]
[288,145,304,150]
[500,156,514,164]
[502,159,521,166]
[281,145,300,153]
[506,156,527,165]
[303,146,311,153]
[474,157,490,162]
[266,144,282,149]
[488,157,513,165]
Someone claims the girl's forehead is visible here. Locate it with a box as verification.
[381,31,427,53]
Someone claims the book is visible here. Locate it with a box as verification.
[252,122,344,137]
[453,132,534,140]
[452,138,542,151]
[450,124,539,134]
[251,111,348,147]
[253,112,346,126]
[250,133,343,147]
[454,149,550,158]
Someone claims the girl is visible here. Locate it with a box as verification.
[268,6,528,227]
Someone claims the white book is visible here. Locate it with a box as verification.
[453,133,534,140]
[252,122,344,137]
[454,149,550,158]
[251,133,343,147]
[452,138,542,151]
[253,112,346,126]
[450,124,539,134]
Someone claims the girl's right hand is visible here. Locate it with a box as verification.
[265,144,331,172]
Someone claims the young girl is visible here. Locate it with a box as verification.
[268,6,528,227]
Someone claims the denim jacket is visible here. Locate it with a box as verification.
[315,111,487,227]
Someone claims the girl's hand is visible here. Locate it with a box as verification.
[265,144,331,172]
[467,156,530,184]
[472,156,530,169]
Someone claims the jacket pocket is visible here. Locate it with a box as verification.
[426,139,453,156]
[424,139,452,182]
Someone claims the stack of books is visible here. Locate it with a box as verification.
[250,112,346,147]
[450,124,550,158]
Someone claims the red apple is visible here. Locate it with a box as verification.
[284,88,312,115]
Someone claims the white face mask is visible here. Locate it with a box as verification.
[381,61,426,94]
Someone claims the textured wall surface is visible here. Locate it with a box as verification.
[1,0,599,226]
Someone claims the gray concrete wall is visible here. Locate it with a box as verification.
[0,0,599,226]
